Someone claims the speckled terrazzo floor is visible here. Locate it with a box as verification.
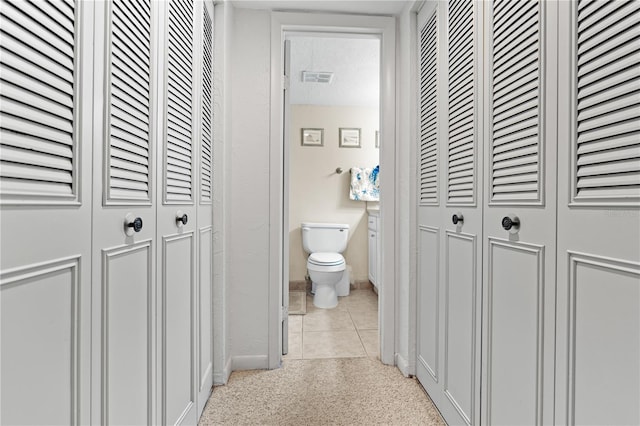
[198,357,446,426]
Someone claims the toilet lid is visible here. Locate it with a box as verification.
[308,252,345,266]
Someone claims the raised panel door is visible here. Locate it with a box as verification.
[90,0,158,423]
[480,1,558,424]
[157,0,198,423]
[555,2,640,424]
[0,1,92,423]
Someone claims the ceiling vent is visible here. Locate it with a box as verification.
[301,71,334,83]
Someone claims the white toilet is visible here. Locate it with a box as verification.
[301,222,350,309]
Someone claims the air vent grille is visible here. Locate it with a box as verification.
[301,71,334,83]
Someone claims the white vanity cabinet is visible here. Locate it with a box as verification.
[367,211,379,289]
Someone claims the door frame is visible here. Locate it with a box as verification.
[268,11,397,368]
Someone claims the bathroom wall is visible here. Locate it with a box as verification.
[289,104,380,283]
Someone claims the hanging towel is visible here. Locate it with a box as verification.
[349,165,380,201]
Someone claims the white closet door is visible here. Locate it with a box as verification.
[157,0,198,423]
[480,1,558,424]
[90,0,158,423]
[0,1,92,423]
[416,1,483,424]
[416,0,442,408]
[556,1,640,425]
[196,0,214,417]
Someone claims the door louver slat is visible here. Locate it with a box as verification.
[201,7,213,204]
[574,0,640,203]
[447,0,475,205]
[108,0,151,203]
[165,0,193,203]
[0,0,76,201]
[491,0,541,203]
[419,12,438,205]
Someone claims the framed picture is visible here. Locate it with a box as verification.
[301,128,324,146]
[339,128,361,148]
[375,130,380,148]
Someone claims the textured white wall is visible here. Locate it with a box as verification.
[394,2,418,377]
[228,8,271,366]
[224,6,412,373]
[289,105,380,282]
[289,37,380,107]
[212,1,234,384]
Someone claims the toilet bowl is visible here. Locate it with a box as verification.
[301,222,350,309]
[307,252,346,309]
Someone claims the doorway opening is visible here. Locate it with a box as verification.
[268,11,397,369]
[284,33,381,360]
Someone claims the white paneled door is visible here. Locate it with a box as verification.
[158,0,199,424]
[2,0,214,424]
[0,1,92,423]
[416,1,639,425]
[555,1,640,425]
[91,0,158,424]
[197,0,215,417]
[480,1,558,424]
[416,1,483,424]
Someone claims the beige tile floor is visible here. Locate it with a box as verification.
[284,289,379,360]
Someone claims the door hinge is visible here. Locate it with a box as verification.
[281,305,288,321]
[282,75,290,90]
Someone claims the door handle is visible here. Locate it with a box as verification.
[501,215,520,232]
[176,211,188,227]
[452,213,464,225]
[124,213,143,236]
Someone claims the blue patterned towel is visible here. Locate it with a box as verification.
[349,165,380,201]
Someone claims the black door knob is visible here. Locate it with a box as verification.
[127,217,143,232]
[502,215,520,231]
[176,214,188,225]
[452,213,464,225]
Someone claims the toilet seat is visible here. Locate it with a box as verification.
[307,252,345,272]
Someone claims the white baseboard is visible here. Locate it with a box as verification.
[214,357,232,385]
[395,352,411,377]
[231,355,269,371]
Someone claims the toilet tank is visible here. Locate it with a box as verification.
[301,222,349,253]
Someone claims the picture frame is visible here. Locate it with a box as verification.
[301,128,324,147]
[375,130,380,148]
[339,128,361,148]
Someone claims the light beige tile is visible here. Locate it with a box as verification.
[288,291,306,314]
[302,330,366,359]
[303,309,355,332]
[344,290,378,311]
[350,309,378,330]
[306,294,348,313]
[358,329,379,358]
[346,289,378,301]
[284,332,302,360]
[288,315,302,334]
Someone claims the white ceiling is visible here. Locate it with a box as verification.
[230,0,409,16]
[289,36,380,107]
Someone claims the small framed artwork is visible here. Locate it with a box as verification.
[339,128,361,148]
[375,130,380,148]
[301,128,324,147]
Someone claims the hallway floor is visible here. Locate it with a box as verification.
[199,357,445,425]
[199,289,445,425]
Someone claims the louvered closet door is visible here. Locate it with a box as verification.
[90,0,159,423]
[480,1,559,424]
[196,0,214,417]
[415,0,443,411]
[157,0,199,424]
[415,1,483,424]
[555,1,640,425]
[0,1,92,423]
